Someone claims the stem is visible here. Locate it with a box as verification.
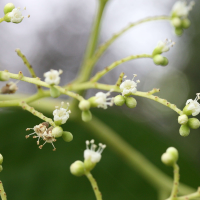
[115,72,124,87]
[158,189,169,200]
[178,187,200,200]
[0,181,7,200]
[0,18,4,23]
[85,171,102,200]
[78,116,194,194]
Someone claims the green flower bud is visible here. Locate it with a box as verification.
[161,153,175,167]
[0,71,10,81]
[187,118,200,129]
[125,97,137,108]
[181,18,191,29]
[50,86,60,98]
[183,104,193,116]
[62,131,73,142]
[82,110,92,122]
[175,28,183,36]
[153,55,168,66]
[166,147,178,163]
[70,161,85,177]
[4,3,15,15]
[51,126,63,138]
[79,100,91,111]
[3,13,11,22]
[178,114,188,125]
[179,124,190,137]
[0,154,3,165]
[84,158,96,172]
[114,95,125,106]
[171,17,182,28]
[0,165,3,172]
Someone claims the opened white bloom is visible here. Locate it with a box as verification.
[156,39,175,53]
[172,1,195,18]
[95,91,114,109]
[120,74,140,96]
[53,102,71,124]
[8,7,28,23]
[44,69,63,85]
[186,94,200,116]
[84,140,106,163]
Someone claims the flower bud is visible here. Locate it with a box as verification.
[0,71,10,81]
[82,110,92,122]
[125,97,137,108]
[79,100,91,111]
[181,18,191,29]
[153,55,168,66]
[175,28,183,36]
[0,154,3,165]
[183,104,193,116]
[161,153,175,166]
[178,114,188,125]
[51,126,63,138]
[84,158,96,172]
[62,131,73,142]
[114,95,125,106]
[179,124,190,137]
[4,3,15,14]
[0,165,3,172]
[3,13,11,22]
[70,161,85,177]
[187,118,200,129]
[171,17,182,28]
[50,86,60,98]
[166,147,178,163]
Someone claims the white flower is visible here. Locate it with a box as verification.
[172,1,195,18]
[186,94,200,116]
[53,102,71,124]
[95,91,114,109]
[8,7,26,23]
[156,39,175,53]
[44,69,63,85]
[84,140,106,163]
[120,74,140,96]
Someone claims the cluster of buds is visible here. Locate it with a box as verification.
[0,154,3,172]
[70,140,106,176]
[171,1,195,36]
[161,147,179,167]
[178,93,200,137]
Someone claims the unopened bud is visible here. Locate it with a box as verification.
[183,104,193,116]
[0,154,3,165]
[181,18,191,29]
[114,95,125,106]
[0,165,3,172]
[0,71,10,81]
[62,131,73,142]
[4,3,15,14]
[79,100,91,111]
[187,118,200,129]
[70,161,85,177]
[166,147,178,163]
[82,110,92,122]
[50,86,60,98]
[175,28,183,36]
[161,153,175,166]
[125,97,137,108]
[153,55,168,66]
[179,124,190,137]
[171,17,182,28]
[52,126,63,138]
[178,114,188,125]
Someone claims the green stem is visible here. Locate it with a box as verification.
[0,181,7,200]
[85,171,102,200]
[178,187,200,200]
[78,116,194,194]
[158,189,169,200]
[0,18,4,23]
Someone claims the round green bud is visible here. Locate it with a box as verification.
[114,95,125,106]
[0,165,3,172]
[166,147,178,163]
[0,154,3,165]
[175,28,183,36]
[62,131,73,142]
[125,97,137,108]
[4,3,15,15]
[0,71,10,81]
[84,158,96,172]
[52,126,63,138]
[78,100,91,111]
[187,118,200,129]
[161,153,175,167]
[178,114,188,125]
[70,161,85,177]
[179,124,190,137]
[181,18,191,29]
[183,104,193,116]
[153,55,168,66]
[3,13,11,22]
[82,110,92,122]
[171,17,182,28]
[50,86,60,98]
